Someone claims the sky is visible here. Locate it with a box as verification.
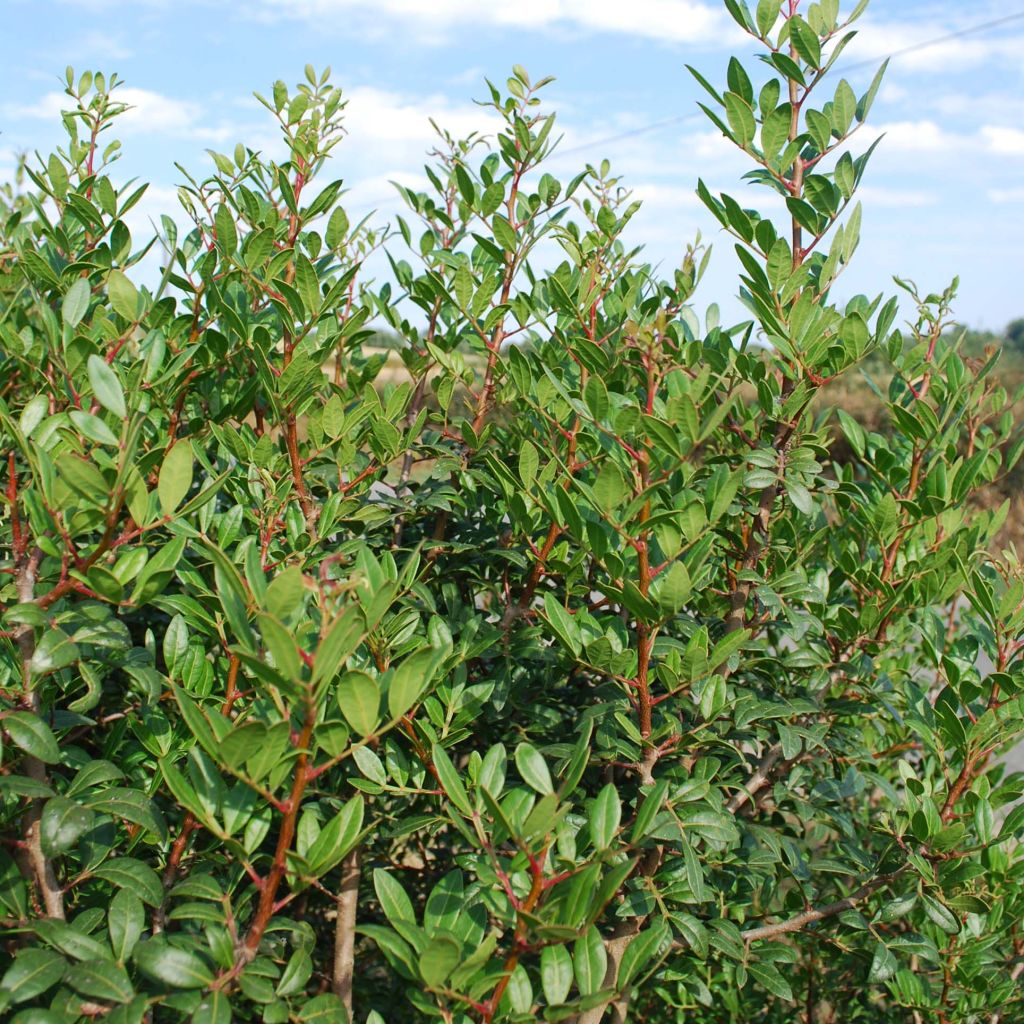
[2,0,1023,332]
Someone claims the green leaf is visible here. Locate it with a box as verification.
[878,892,917,922]
[590,783,621,850]
[506,963,533,1013]
[4,712,61,764]
[584,375,609,422]
[134,938,215,989]
[431,743,473,816]
[755,0,778,36]
[423,870,464,935]
[87,354,127,418]
[541,944,573,1005]
[724,92,756,146]
[515,743,553,795]
[1,948,67,1004]
[0,776,53,799]
[30,629,79,676]
[543,594,582,657]
[70,410,120,446]
[8,1006,66,1023]
[388,648,441,720]
[922,894,960,934]
[593,460,629,513]
[158,440,194,515]
[214,204,237,256]
[201,542,256,650]
[62,277,91,329]
[109,888,145,961]
[277,950,313,997]
[868,942,898,982]
[518,440,539,488]
[19,394,49,438]
[40,797,94,856]
[65,961,134,1004]
[325,207,349,250]
[655,561,692,613]
[313,607,364,685]
[419,933,461,988]
[789,16,822,67]
[336,670,380,736]
[673,913,710,959]
[93,858,165,907]
[265,565,305,620]
[748,961,793,1000]
[192,991,232,1024]
[574,926,607,996]
[631,779,669,841]
[618,919,669,987]
[857,59,888,122]
[107,269,139,321]
[492,214,517,252]
[85,791,168,843]
[373,869,416,928]
[305,796,364,874]
[296,993,349,1023]
[785,479,813,515]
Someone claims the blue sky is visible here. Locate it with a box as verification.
[3,0,1023,331]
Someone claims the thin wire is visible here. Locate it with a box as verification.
[841,9,1024,73]
[348,7,1024,211]
[556,112,702,158]
[558,8,1024,157]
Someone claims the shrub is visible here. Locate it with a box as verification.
[2,3,1024,1023]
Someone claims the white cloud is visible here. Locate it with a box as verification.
[930,92,1024,123]
[76,29,134,60]
[862,119,961,153]
[981,125,1024,156]
[878,83,909,104]
[988,187,1024,205]
[631,182,701,208]
[343,172,425,216]
[343,85,500,148]
[252,0,725,45]
[848,18,1024,72]
[448,67,487,87]
[857,186,936,208]
[6,86,245,143]
[859,120,1024,163]
[117,88,206,135]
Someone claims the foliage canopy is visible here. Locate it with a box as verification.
[2,2,1024,1023]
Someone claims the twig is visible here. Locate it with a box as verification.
[332,846,361,1017]
[727,743,785,813]
[13,533,65,920]
[989,951,1024,1024]
[741,869,905,943]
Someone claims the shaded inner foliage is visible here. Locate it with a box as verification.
[3,3,1024,1024]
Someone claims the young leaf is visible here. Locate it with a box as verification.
[541,944,574,1005]
[158,440,194,515]
[63,277,91,329]
[87,354,127,418]
[305,796,364,874]
[515,743,554,795]
[431,743,473,816]
[336,671,380,736]
[589,783,622,850]
[107,269,139,321]
[388,648,441,721]
[134,939,214,988]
